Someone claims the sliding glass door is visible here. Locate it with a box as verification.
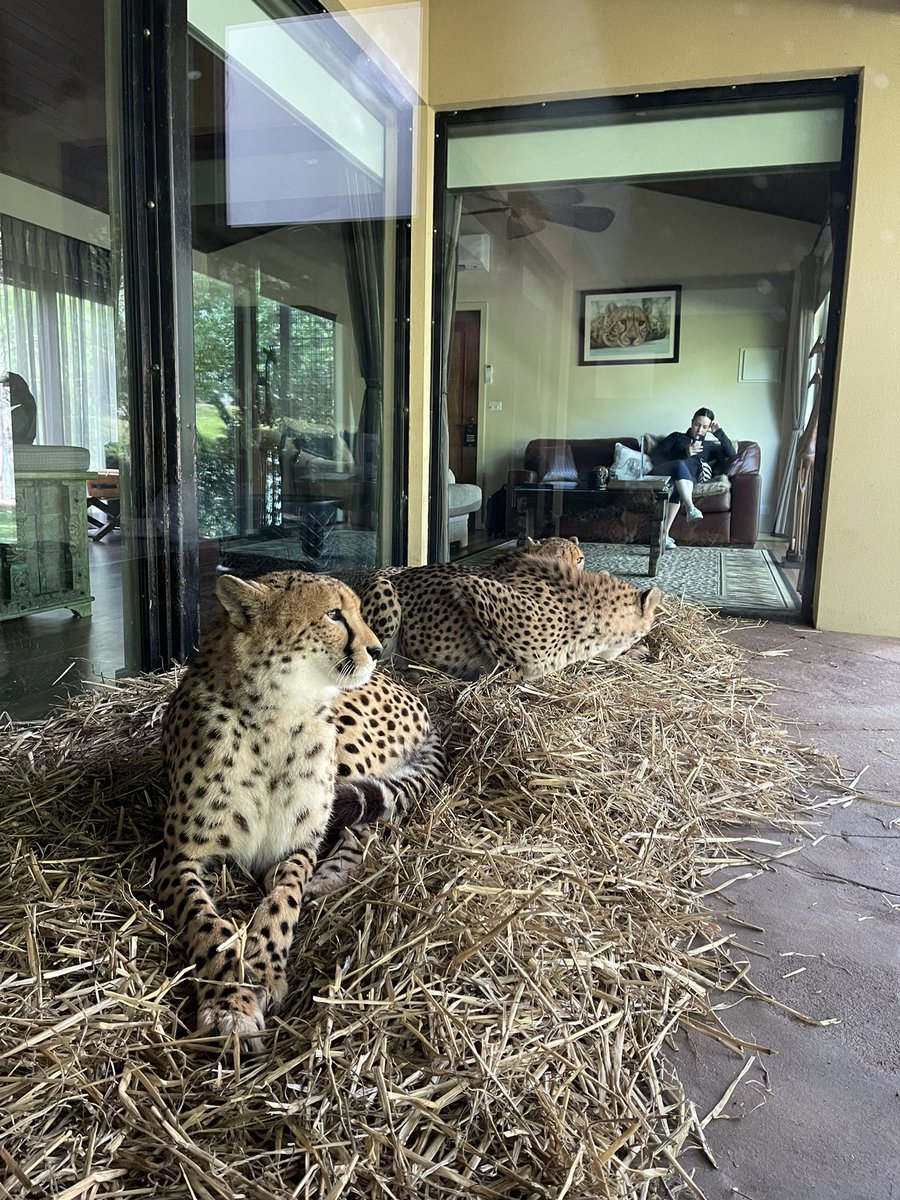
[187,0,414,624]
[434,83,855,622]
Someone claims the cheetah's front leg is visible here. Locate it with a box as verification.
[239,843,321,1008]
[157,851,268,1046]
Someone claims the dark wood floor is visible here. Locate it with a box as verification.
[0,535,128,722]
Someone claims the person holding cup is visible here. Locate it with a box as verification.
[651,407,736,549]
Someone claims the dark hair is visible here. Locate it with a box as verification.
[693,407,715,421]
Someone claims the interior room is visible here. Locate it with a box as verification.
[437,98,839,620]
[4,3,900,1199]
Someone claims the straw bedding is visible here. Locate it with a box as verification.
[0,602,840,1199]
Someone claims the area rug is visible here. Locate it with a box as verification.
[580,541,799,616]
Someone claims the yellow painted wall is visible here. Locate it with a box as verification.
[415,0,900,635]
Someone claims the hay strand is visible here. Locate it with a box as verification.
[0,601,843,1198]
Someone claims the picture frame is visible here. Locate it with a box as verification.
[579,285,682,366]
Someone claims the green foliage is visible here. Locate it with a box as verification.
[193,274,237,537]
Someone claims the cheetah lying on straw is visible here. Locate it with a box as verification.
[157,570,445,1048]
[359,540,660,680]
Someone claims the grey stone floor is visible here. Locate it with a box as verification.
[671,622,900,1200]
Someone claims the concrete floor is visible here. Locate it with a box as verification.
[672,621,900,1200]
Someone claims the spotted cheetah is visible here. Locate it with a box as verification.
[358,536,585,671]
[157,570,445,1048]
[360,552,660,680]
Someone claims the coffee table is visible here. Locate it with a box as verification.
[515,477,671,576]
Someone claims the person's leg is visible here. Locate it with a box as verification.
[657,462,700,542]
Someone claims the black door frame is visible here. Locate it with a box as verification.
[121,0,412,672]
[431,77,859,623]
[122,0,199,668]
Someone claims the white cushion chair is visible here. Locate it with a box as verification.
[448,469,482,549]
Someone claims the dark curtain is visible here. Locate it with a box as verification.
[342,174,384,535]
[433,193,462,562]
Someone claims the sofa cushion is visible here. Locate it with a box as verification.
[610,442,652,480]
[726,441,761,477]
[448,481,482,517]
[13,444,90,472]
[694,474,731,498]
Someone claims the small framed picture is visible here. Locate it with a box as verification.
[579,285,682,366]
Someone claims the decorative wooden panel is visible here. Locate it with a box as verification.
[0,471,93,620]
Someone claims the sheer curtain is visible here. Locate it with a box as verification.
[0,215,117,468]
[433,193,463,562]
[772,224,832,538]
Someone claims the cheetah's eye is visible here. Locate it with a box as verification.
[326,608,343,622]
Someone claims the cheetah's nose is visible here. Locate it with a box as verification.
[368,642,382,661]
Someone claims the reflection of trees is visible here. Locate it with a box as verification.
[193,275,237,537]
[192,278,338,537]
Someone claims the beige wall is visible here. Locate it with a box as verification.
[458,183,811,522]
[413,0,900,636]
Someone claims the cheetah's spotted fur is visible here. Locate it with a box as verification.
[358,537,588,677]
[359,540,660,679]
[158,570,445,1049]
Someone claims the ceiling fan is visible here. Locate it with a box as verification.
[464,186,615,239]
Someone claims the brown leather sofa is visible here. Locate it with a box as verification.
[507,436,761,547]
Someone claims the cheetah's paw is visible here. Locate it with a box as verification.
[197,985,267,1053]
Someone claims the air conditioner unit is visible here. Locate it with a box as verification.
[457,233,491,272]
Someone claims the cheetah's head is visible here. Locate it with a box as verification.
[525,535,586,570]
[215,571,382,692]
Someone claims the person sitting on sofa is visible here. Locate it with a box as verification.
[651,407,736,549]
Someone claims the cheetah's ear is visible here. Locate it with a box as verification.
[640,586,662,617]
[568,536,580,546]
[526,537,539,548]
[216,574,268,629]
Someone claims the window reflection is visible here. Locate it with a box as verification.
[188,3,412,612]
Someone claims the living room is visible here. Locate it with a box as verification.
[439,94,841,619]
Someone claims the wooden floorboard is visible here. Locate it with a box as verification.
[0,537,126,721]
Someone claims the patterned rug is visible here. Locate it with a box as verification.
[464,540,798,617]
[579,542,798,616]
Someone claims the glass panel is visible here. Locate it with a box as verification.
[439,89,846,623]
[187,1,414,613]
[0,0,134,720]
[447,97,845,191]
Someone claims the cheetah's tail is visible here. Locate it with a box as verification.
[328,725,447,835]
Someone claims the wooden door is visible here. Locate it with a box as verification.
[447,310,481,484]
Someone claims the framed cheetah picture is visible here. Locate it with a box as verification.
[579,284,682,366]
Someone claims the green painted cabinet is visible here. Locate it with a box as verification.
[0,451,93,621]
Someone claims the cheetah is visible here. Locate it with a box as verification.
[157,570,445,1048]
[358,536,585,671]
[441,560,662,678]
[359,541,659,680]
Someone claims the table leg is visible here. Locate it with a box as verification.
[550,487,565,537]
[647,491,667,577]
[516,491,535,545]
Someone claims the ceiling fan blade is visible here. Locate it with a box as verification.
[507,212,544,239]
[464,204,510,216]
[535,204,615,233]
[508,185,585,211]
[568,205,616,232]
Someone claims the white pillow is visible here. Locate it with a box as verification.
[609,442,652,481]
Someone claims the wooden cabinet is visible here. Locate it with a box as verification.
[0,459,93,621]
